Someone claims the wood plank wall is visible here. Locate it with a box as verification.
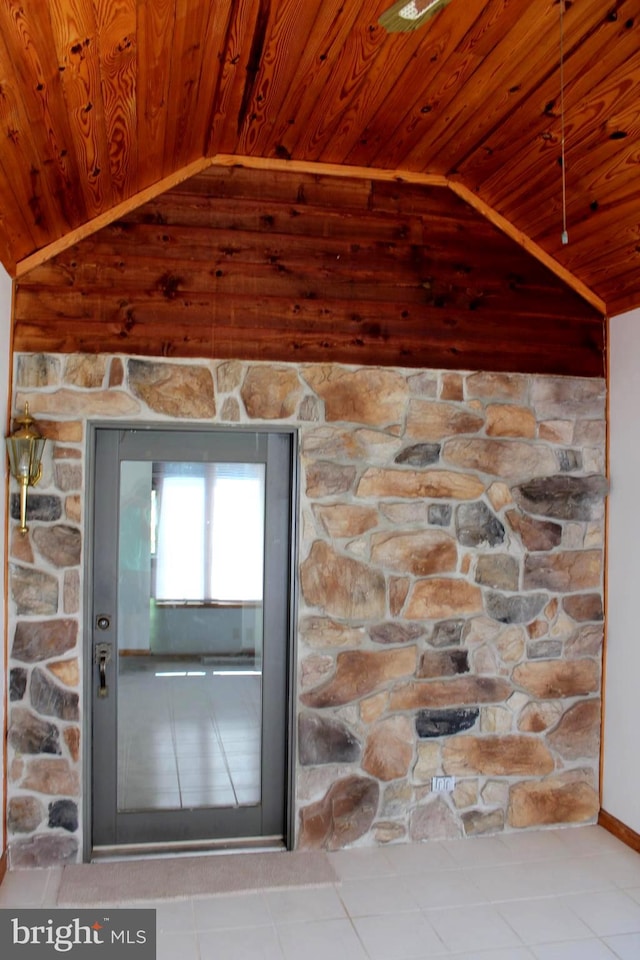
[13,166,605,377]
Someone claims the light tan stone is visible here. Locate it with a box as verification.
[389,577,410,617]
[486,404,536,438]
[405,399,484,441]
[300,654,334,690]
[518,700,563,733]
[353,429,401,463]
[440,373,464,400]
[371,530,457,577]
[54,461,82,492]
[443,736,554,776]
[22,758,80,796]
[390,676,512,710]
[221,397,240,421]
[523,550,602,592]
[528,619,548,640]
[299,617,365,650]
[443,438,557,480]
[565,624,603,658]
[65,495,81,523]
[360,691,389,724]
[64,355,107,388]
[48,658,79,688]
[301,541,385,619]
[241,365,302,419]
[495,626,526,663]
[482,780,509,807]
[547,699,601,759]
[460,553,472,574]
[508,777,599,827]
[373,822,406,843]
[53,445,81,460]
[408,371,438,396]
[463,809,505,836]
[301,646,417,708]
[487,482,512,511]
[357,467,484,501]
[17,389,140,418]
[381,782,414,817]
[10,758,25,783]
[405,578,483,619]
[465,372,527,402]
[452,779,478,809]
[217,360,244,392]
[302,426,359,460]
[480,706,512,734]
[127,360,215,418]
[471,644,501,676]
[313,504,378,538]
[362,716,414,781]
[512,660,600,699]
[538,420,574,443]
[16,354,61,387]
[380,502,429,524]
[303,365,408,426]
[463,617,502,647]
[413,742,441,782]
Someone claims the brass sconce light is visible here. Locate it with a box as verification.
[6,404,46,534]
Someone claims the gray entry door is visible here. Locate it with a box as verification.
[89,427,293,852]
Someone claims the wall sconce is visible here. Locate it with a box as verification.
[6,404,46,534]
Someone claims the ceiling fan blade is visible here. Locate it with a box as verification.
[379,0,454,33]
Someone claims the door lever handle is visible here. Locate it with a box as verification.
[95,641,112,699]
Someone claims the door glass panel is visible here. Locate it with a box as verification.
[116,459,265,813]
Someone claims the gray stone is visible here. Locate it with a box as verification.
[475,555,519,591]
[455,502,505,547]
[30,668,79,721]
[558,449,583,472]
[9,707,61,754]
[8,796,45,833]
[531,377,605,419]
[48,799,79,832]
[10,493,62,522]
[32,525,81,567]
[299,776,380,850]
[428,503,452,526]
[10,565,58,615]
[10,667,27,701]
[16,354,61,387]
[12,619,77,662]
[512,475,608,521]
[10,834,78,868]
[395,443,441,466]
[54,462,82,492]
[128,359,216,418]
[528,640,563,659]
[298,714,361,765]
[299,396,321,421]
[370,623,425,645]
[418,649,469,678]
[416,708,479,738]
[485,591,547,624]
[523,550,601,592]
[462,809,505,836]
[431,619,465,647]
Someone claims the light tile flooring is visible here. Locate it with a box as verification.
[118,660,262,809]
[1,826,639,959]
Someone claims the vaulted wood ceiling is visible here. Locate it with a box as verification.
[2,0,639,361]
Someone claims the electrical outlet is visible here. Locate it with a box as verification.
[432,776,456,792]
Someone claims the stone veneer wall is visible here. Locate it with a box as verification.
[6,354,607,866]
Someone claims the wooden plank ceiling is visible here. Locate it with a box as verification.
[2,0,638,370]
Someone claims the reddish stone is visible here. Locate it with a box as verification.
[390,676,511,710]
[298,776,379,850]
[508,777,599,827]
[371,530,457,577]
[357,467,484,501]
[523,550,602,592]
[405,578,483,619]
[513,660,600,699]
[301,541,385,619]
[301,646,416,708]
[362,717,413,781]
[547,699,601,760]
[506,510,562,551]
[563,594,603,622]
[443,736,554,776]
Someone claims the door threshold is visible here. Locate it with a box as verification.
[91,836,286,862]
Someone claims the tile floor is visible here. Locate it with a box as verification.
[1,826,639,959]
[118,660,262,810]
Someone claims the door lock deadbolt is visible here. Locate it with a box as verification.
[96,614,111,631]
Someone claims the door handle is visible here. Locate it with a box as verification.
[95,642,112,699]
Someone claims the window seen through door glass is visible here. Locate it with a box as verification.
[152,462,265,602]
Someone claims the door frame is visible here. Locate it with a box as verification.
[82,420,299,861]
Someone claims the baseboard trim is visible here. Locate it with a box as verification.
[0,849,7,887]
[599,809,640,853]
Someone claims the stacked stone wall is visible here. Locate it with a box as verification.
[6,355,606,864]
